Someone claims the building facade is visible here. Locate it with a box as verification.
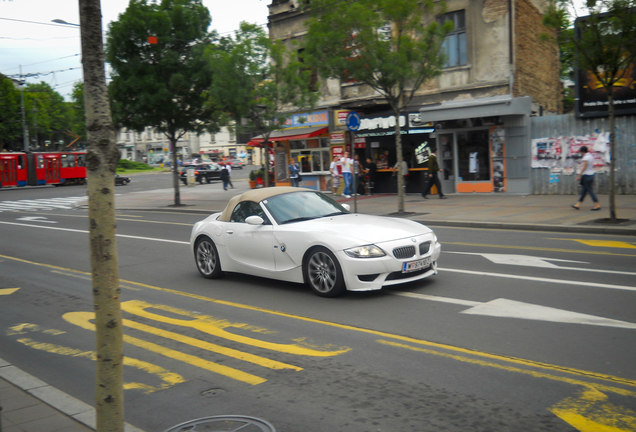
[265,0,562,194]
[115,125,250,165]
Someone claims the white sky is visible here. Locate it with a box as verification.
[0,0,270,100]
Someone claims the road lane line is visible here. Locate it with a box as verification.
[1,252,635,390]
[122,318,303,371]
[376,339,636,398]
[0,221,189,244]
[14,337,184,393]
[438,268,636,292]
[64,311,267,385]
[443,241,636,258]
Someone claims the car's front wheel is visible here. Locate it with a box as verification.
[304,247,346,297]
[195,236,223,279]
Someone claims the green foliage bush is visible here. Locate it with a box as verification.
[117,159,153,171]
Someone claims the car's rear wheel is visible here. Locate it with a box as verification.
[195,236,223,279]
[304,247,346,297]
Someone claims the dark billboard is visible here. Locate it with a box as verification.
[575,14,636,118]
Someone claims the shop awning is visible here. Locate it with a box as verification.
[418,96,532,122]
[248,126,328,147]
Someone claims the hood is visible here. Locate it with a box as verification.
[285,213,431,245]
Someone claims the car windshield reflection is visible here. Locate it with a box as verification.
[263,192,348,225]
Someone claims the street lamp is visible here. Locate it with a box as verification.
[51,19,80,26]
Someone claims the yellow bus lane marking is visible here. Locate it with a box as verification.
[442,242,636,258]
[550,388,636,432]
[2,252,636,427]
[0,288,20,295]
[64,311,267,385]
[121,300,350,357]
[6,323,185,394]
[547,239,636,249]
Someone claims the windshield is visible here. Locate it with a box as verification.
[262,192,349,225]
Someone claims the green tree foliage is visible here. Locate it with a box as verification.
[544,0,636,221]
[69,81,87,145]
[0,74,22,151]
[106,0,218,205]
[24,82,72,150]
[207,22,318,186]
[304,0,449,213]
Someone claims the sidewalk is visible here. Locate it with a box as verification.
[112,180,636,235]
[0,358,143,432]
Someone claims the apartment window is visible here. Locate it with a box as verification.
[439,10,466,68]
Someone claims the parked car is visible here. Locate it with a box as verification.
[190,187,441,297]
[231,159,244,169]
[179,163,222,185]
[115,174,131,186]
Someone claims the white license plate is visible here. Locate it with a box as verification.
[402,257,432,273]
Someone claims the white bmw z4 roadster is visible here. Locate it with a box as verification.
[190,187,441,297]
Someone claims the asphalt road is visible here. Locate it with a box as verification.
[1,174,635,432]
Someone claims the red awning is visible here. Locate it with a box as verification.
[248,126,328,147]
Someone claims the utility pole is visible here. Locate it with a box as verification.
[20,66,29,152]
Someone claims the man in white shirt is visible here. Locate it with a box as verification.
[330,155,341,195]
[341,151,354,198]
[572,146,600,211]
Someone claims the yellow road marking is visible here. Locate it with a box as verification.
[64,311,267,385]
[442,242,636,258]
[2,252,635,403]
[122,300,349,357]
[547,239,636,249]
[550,388,636,432]
[0,288,20,295]
[14,337,184,393]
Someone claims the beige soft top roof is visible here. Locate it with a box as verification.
[217,186,314,222]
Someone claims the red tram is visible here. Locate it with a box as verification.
[0,152,87,188]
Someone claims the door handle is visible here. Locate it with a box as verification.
[226,230,234,235]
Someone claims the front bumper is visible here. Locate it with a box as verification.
[336,236,441,292]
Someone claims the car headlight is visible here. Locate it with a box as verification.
[344,245,386,258]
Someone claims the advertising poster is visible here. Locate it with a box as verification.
[531,133,610,173]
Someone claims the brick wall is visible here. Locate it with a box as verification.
[514,0,562,113]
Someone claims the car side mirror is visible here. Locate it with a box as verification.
[245,215,265,225]
[342,204,351,211]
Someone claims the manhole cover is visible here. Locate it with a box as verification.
[163,415,276,432]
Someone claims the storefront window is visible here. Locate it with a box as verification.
[457,130,490,181]
[290,138,330,173]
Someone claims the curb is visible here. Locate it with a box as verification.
[0,357,144,432]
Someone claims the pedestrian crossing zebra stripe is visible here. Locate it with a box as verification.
[0,197,86,212]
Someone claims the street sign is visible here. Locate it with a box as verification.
[346,111,361,131]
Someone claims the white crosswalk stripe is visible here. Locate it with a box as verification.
[0,197,86,212]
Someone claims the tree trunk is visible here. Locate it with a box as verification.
[608,90,617,222]
[78,1,124,431]
[170,136,181,206]
[263,139,270,188]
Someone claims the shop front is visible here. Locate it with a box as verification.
[353,110,436,195]
[248,110,331,191]
[418,96,533,195]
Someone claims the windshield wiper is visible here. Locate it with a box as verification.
[321,211,346,217]
[281,216,317,224]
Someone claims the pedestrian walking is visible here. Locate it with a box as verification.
[220,163,230,190]
[363,157,377,195]
[341,151,354,198]
[225,162,234,188]
[571,146,601,211]
[289,158,300,187]
[330,155,341,195]
[422,148,446,199]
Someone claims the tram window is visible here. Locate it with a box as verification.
[37,155,44,169]
[18,155,25,169]
[61,154,75,168]
[77,154,85,167]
